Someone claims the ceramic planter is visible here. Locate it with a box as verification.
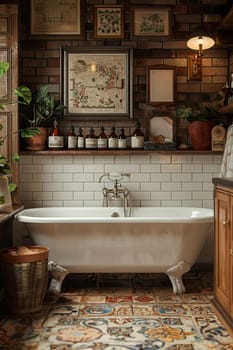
[188,120,216,150]
[24,127,48,151]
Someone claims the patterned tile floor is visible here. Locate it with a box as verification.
[0,272,233,349]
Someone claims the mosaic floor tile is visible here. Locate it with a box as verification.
[0,272,233,350]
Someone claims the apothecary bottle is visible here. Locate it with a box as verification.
[85,127,98,149]
[98,127,108,149]
[48,119,64,150]
[77,127,85,149]
[131,120,144,149]
[108,127,118,149]
[118,128,127,149]
[67,125,77,150]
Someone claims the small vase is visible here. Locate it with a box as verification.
[0,175,12,213]
[24,127,48,151]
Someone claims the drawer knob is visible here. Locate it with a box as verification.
[222,220,229,225]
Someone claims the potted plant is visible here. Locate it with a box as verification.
[15,85,65,151]
[176,93,223,150]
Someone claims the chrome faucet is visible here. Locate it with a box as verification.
[99,172,130,216]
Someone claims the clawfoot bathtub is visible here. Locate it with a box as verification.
[15,206,213,294]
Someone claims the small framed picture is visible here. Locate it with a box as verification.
[147,66,175,104]
[31,0,83,36]
[132,7,171,37]
[94,5,124,39]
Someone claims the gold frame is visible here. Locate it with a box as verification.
[132,7,171,37]
[94,5,124,39]
[31,0,82,35]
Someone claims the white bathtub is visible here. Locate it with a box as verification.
[15,206,213,294]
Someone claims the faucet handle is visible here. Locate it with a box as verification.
[99,172,130,183]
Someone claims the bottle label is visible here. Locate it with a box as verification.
[48,136,64,148]
[131,136,144,148]
[108,138,118,149]
[98,138,108,148]
[85,138,97,149]
[68,136,77,149]
[77,136,85,149]
[118,138,127,149]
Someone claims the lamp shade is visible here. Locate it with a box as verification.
[187,35,215,51]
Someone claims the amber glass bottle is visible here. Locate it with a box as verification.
[85,128,98,149]
[118,128,127,149]
[98,127,108,149]
[77,127,85,149]
[48,119,64,150]
[131,120,144,149]
[108,127,118,149]
[67,125,77,149]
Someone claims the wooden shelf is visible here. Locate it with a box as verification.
[20,149,223,156]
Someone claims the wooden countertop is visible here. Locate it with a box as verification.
[212,177,233,189]
[0,204,24,224]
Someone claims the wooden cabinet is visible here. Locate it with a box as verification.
[0,4,19,204]
[212,178,233,336]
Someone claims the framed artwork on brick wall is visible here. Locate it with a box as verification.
[31,0,83,36]
[132,7,171,37]
[147,66,175,104]
[62,47,133,119]
[94,5,124,39]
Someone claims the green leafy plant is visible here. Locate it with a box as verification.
[15,85,65,135]
[176,92,223,122]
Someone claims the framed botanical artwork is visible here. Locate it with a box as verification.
[94,5,124,39]
[147,66,175,104]
[31,0,83,36]
[132,7,171,37]
[62,48,133,119]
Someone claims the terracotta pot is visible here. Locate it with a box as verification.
[24,127,48,151]
[188,121,216,150]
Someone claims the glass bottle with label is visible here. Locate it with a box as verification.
[118,128,127,149]
[98,127,108,149]
[67,125,77,150]
[85,127,98,149]
[108,127,118,149]
[131,120,144,149]
[77,127,85,149]
[48,119,64,150]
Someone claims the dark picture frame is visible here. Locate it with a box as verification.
[62,47,133,119]
[94,5,124,39]
[132,7,171,38]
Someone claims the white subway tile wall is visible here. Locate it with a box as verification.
[19,154,222,209]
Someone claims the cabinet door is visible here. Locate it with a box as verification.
[0,4,19,203]
[214,189,231,312]
[230,197,233,319]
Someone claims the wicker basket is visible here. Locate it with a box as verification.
[0,246,49,314]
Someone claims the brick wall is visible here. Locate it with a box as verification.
[16,0,230,144]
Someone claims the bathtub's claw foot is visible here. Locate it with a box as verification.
[166,260,191,294]
[48,261,69,295]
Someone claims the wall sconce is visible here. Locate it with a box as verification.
[187,24,215,81]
